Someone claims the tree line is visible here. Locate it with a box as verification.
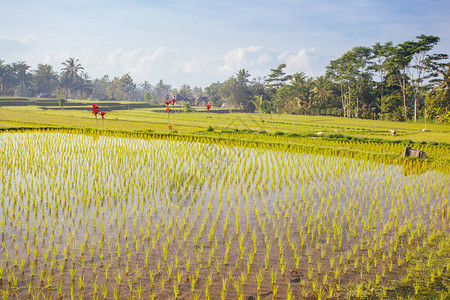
[219,34,449,122]
[0,34,448,121]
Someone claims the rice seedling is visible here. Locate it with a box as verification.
[0,130,447,298]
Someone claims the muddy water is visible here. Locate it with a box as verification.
[0,132,448,299]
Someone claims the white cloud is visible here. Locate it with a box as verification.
[31,47,172,83]
[10,43,319,88]
[0,34,37,59]
[182,56,219,73]
[0,34,37,44]
[216,46,318,79]
[219,45,274,74]
[278,48,316,75]
[105,47,167,76]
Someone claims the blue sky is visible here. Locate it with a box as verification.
[1,0,449,88]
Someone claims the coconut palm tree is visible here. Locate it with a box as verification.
[431,63,450,100]
[428,63,450,119]
[0,60,15,95]
[140,81,152,93]
[61,58,84,98]
[35,64,58,95]
[77,72,92,99]
[236,69,251,86]
[12,61,33,96]
[312,76,331,106]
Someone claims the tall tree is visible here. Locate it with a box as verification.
[193,86,203,101]
[327,55,351,117]
[427,63,450,116]
[0,61,15,95]
[154,79,172,101]
[106,73,137,101]
[76,72,92,99]
[179,84,193,99]
[406,35,447,122]
[265,64,291,90]
[12,61,33,96]
[312,76,331,108]
[139,81,153,102]
[91,75,110,100]
[34,64,58,95]
[106,77,121,100]
[205,82,222,106]
[275,72,315,114]
[327,47,373,118]
[371,42,395,110]
[387,42,415,120]
[118,73,137,100]
[350,47,373,118]
[219,69,254,111]
[140,81,152,93]
[61,58,84,98]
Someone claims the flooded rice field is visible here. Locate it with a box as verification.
[0,132,448,299]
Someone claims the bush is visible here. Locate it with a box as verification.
[58,97,67,108]
[183,102,193,112]
[327,133,346,139]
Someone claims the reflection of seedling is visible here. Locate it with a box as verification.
[173,281,180,299]
[272,284,278,299]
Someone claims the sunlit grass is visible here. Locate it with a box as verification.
[1,105,449,142]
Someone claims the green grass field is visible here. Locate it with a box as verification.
[1,99,449,141]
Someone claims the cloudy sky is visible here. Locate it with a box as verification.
[1,0,449,88]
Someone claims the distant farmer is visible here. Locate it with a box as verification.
[389,130,396,136]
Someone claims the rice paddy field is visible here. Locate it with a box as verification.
[0,130,449,299]
[1,99,450,144]
[0,99,450,298]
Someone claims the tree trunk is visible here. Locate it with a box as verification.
[340,84,346,117]
[414,97,418,122]
[356,94,359,119]
[402,89,407,120]
[397,68,408,120]
[379,70,385,110]
[347,83,352,118]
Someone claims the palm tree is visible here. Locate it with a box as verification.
[236,69,250,86]
[0,60,15,95]
[312,76,330,106]
[251,95,266,115]
[429,63,450,117]
[12,62,33,96]
[140,81,152,93]
[61,58,84,98]
[431,63,450,100]
[35,64,58,95]
[77,72,92,99]
[154,79,171,101]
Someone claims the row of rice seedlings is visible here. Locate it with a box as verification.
[0,131,448,298]
[269,131,450,161]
